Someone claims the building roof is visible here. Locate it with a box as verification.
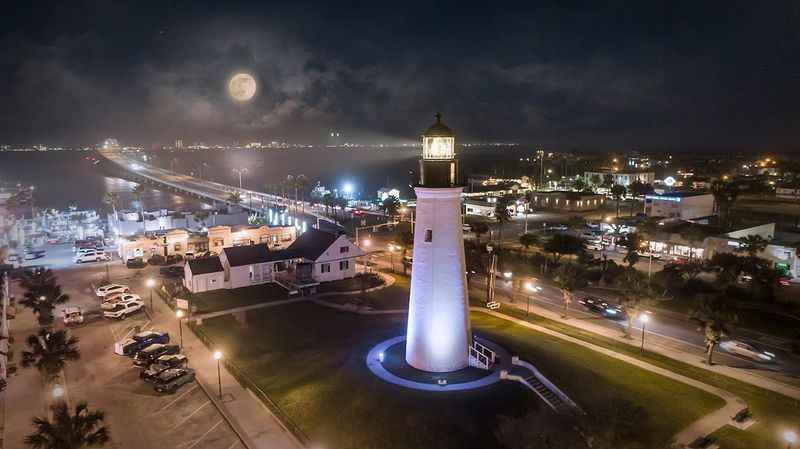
[187,257,224,275]
[422,113,454,137]
[222,243,294,266]
[286,228,340,261]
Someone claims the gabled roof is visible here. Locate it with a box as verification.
[222,243,293,266]
[286,228,340,261]
[187,257,223,275]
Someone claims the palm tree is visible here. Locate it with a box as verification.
[22,329,80,382]
[628,180,651,216]
[618,233,642,269]
[553,262,582,318]
[710,180,740,229]
[295,175,309,214]
[131,184,146,233]
[691,295,737,365]
[471,222,490,244]
[494,196,512,250]
[322,193,333,217]
[382,195,401,219]
[103,192,119,221]
[617,269,655,337]
[227,191,242,208]
[518,233,539,250]
[19,269,69,326]
[590,174,602,190]
[543,233,584,264]
[610,184,627,217]
[737,234,769,258]
[25,401,109,449]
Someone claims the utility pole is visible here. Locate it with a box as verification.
[537,148,545,191]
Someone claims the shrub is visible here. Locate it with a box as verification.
[148,254,166,265]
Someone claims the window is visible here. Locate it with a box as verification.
[339,260,349,271]
[249,265,255,279]
[321,263,331,273]
[340,246,350,254]
[174,243,182,251]
[424,229,433,243]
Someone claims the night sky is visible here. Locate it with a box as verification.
[1,1,799,150]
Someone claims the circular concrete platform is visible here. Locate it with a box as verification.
[365,335,511,392]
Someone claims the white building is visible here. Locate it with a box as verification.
[219,244,292,289]
[406,114,471,373]
[585,170,655,187]
[184,257,225,293]
[644,192,715,220]
[288,229,363,283]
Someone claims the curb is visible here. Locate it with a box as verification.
[193,373,257,449]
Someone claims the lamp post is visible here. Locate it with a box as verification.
[639,313,650,355]
[524,281,542,316]
[503,272,513,302]
[785,431,798,449]
[175,309,184,349]
[145,278,155,311]
[213,350,223,400]
[233,168,247,189]
[640,241,653,282]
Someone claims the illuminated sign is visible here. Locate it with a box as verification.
[664,176,676,187]
[645,194,681,202]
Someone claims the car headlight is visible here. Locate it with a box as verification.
[758,353,773,360]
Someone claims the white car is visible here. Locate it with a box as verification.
[720,340,776,362]
[95,284,130,298]
[62,307,84,325]
[103,299,145,319]
[101,294,142,310]
[74,250,110,264]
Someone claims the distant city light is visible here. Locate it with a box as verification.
[663,176,676,187]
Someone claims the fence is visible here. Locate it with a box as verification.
[188,322,310,445]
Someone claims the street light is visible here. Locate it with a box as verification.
[639,313,650,355]
[785,431,798,449]
[524,281,542,316]
[640,241,653,282]
[213,350,223,400]
[175,309,185,349]
[146,278,155,310]
[232,168,247,189]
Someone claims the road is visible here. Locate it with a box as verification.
[362,234,800,385]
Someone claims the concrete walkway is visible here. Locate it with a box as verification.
[474,308,746,446]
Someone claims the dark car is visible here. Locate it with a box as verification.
[601,305,627,321]
[126,257,147,269]
[159,266,185,278]
[114,330,170,356]
[578,296,607,314]
[133,344,181,367]
[140,354,189,382]
[153,368,196,393]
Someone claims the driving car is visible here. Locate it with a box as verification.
[103,299,144,319]
[153,368,196,393]
[114,330,170,356]
[140,354,189,382]
[719,340,776,362]
[133,344,181,367]
[101,293,142,310]
[95,283,130,298]
[578,296,607,313]
[74,250,110,264]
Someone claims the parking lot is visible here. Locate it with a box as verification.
[7,256,243,449]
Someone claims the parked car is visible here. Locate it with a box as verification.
[159,266,185,278]
[103,299,144,319]
[153,368,196,393]
[183,251,195,260]
[62,307,84,326]
[101,294,143,311]
[95,283,130,298]
[126,257,147,269]
[114,330,170,356]
[133,344,181,367]
[74,250,110,264]
[140,354,189,382]
[719,340,776,362]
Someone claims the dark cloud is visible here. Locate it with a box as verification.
[1,0,799,151]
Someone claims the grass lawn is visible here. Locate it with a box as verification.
[486,302,800,449]
[316,273,384,293]
[189,283,289,313]
[194,302,723,449]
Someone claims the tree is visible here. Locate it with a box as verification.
[519,233,539,250]
[494,196,513,249]
[394,224,414,275]
[553,262,583,318]
[736,234,769,258]
[381,195,401,219]
[295,174,309,214]
[610,184,627,217]
[710,180,740,229]
[680,226,707,261]
[616,269,656,337]
[543,234,584,264]
[19,269,70,326]
[628,180,651,216]
[25,401,109,449]
[22,329,80,382]
[590,174,602,189]
[573,177,586,192]
[103,192,119,221]
[322,193,334,217]
[131,184,146,232]
[617,233,642,268]
[471,222,490,243]
[691,295,737,365]
[708,252,743,286]
[601,174,614,190]
[227,191,242,207]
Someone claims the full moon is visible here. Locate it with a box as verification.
[228,73,257,102]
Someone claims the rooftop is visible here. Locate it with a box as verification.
[223,244,295,266]
[187,256,224,275]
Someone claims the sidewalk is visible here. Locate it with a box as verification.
[149,299,303,449]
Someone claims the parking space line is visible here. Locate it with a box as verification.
[154,385,199,413]
[184,419,225,449]
[225,439,241,449]
[170,401,211,430]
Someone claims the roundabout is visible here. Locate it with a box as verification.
[366,336,512,392]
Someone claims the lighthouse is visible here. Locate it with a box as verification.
[405,113,471,373]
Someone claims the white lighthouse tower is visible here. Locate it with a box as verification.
[405,114,471,373]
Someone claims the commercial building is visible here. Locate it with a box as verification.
[109,208,250,237]
[584,170,655,187]
[644,191,714,220]
[529,191,606,212]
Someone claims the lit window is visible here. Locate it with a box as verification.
[339,260,349,271]
[424,229,433,243]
